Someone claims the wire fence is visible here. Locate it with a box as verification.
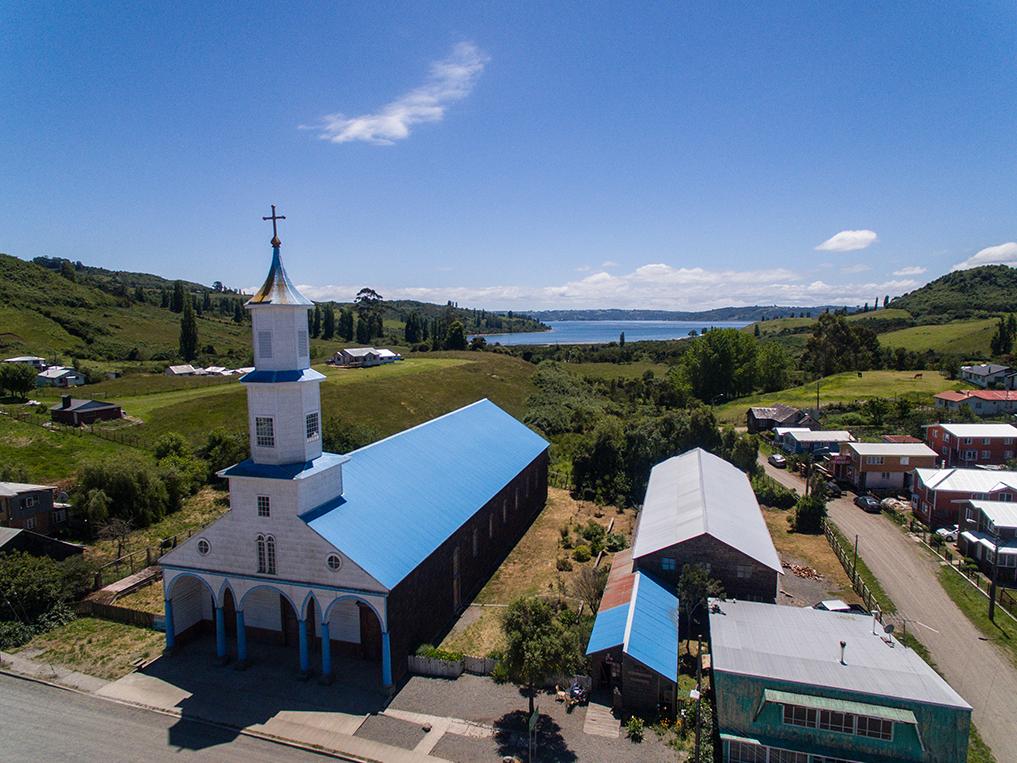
[4,409,151,451]
[823,521,885,617]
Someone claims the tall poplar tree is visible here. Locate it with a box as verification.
[179,300,199,360]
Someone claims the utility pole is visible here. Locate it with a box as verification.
[852,535,859,582]
[989,535,1000,622]
[693,636,702,763]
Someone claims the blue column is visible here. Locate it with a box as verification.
[164,599,175,650]
[215,606,227,660]
[236,610,248,663]
[320,621,332,678]
[381,631,392,688]
[298,618,310,674]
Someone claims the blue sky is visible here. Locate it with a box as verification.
[3,1,1016,310]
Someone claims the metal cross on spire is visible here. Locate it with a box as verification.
[262,204,286,247]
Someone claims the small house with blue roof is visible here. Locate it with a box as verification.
[160,214,549,689]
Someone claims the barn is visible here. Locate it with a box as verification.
[160,234,548,689]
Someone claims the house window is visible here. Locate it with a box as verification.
[736,564,752,579]
[515,487,520,511]
[819,709,854,734]
[24,517,35,530]
[982,450,991,460]
[489,513,494,539]
[1006,451,1014,459]
[965,506,977,522]
[899,456,909,466]
[502,499,507,523]
[266,535,276,574]
[257,535,267,572]
[944,433,951,442]
[257,496,271,517]
[52,509,66,523]
[473,527,479,557]
[298,330,308,357]
[727,741,767,763]
[983,438,992,445]
[305,412,320,440]
[964,437,973,445]
[965,449,977,460]
[1005,438,1014,445]
[881,472,891,480]
[865,456,884,465]
[197,538,210,555]
[857,715,893,741]
[23,496,36,509]
[661,557,676,572]
[783,704,817,728]
[258,331,273,359]
[326,553,343,572]
[255,417,275,448]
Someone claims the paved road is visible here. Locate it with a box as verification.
[759,456,1017,763]
[0,673,331,762]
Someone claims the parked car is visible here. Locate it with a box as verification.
[854,495,881,513]
[823,481,843,498]
[768,453,787,468]
[935,524,959,543]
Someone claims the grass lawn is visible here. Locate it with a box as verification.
[878,318,997,357]
[440,488,635,656]
[0,413,141,483]
[116,580,166,614]
[563,361,672,380]
[14,617,164,680]
[88,486,230,565]
[937,566,1017,670]
[713,370,960,425]
[761,509,860,605]
[824,521,896,614]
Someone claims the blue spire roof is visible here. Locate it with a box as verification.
[246,246,313,307]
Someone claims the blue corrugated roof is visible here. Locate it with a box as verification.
[304,399,548,590]
[586,604,628,654]
[624,573,679,682]
[240,368,326,384]
[219,452,350,480]
[585,572,679,682]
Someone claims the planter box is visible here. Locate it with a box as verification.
[407,654,464,678]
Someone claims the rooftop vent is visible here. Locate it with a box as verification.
[839,640,847,665]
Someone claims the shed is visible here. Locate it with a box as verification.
[49,395,122,426]
[0,527,84,561]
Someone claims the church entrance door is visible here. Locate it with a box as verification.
[358,602,381,661]
[280,595,299,647]
[223,589,237,637]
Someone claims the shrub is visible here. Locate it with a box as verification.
[556,557,573,572]
[0,620,36,650]
[414,643,464,662]
[572,544,592,562]
[606,532,628,552]
[751,473,797,510]
[626,715,645,742]
[490,660,510,683]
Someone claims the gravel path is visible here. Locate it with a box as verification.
[759,455,1017,763]
[354,713,427,751]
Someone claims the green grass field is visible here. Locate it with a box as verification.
[0,414,141,483]
[713,370,961,425]
[878,318,997,357]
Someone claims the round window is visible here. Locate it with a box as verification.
[197,538,210,555]
[326,554,342,572]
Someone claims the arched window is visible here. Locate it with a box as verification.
[256,534,267,573]
[266,535,277,575]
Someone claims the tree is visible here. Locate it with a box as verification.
[81,488,111,530]
[355,315,372,344]
[311,304,322,337]
[755,342,792,392]
[233,300,244,324]
[619,331,625,347]
[0,363,36,399]
[59,259,77,281]
[802,312,881,377]
[199,428,248,479]
[74,456,170,528]
[133,285,146,303]
[753,323,761,338]
[862,397,890,426]
[98,517,134,560]
[321,305,336,340]
[572,566,610,613]
[446,320,468,350]
[677,564,724,649]
[171,280,185,313]
[501,597,583,715]
[338,308,355,340]
[153,432,190,460]
[179,299,199,361]
[679,328,758,402]
[789,492,827,534]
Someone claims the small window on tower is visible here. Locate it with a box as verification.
[258,331,273,359]
[197,538,210,555]
[298,330,308,357]
[305,412,320,440]
[257,496,271,517]
[255,417,275,448]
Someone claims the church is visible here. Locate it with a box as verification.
[160,213,549,688]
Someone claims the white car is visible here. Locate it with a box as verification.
[935,525,959,543]
[767,453,787,468]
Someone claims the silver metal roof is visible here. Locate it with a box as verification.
[969,500,1017,528]
[915,467,1017,493]
[246,247,313,307]
[936,423,1017,439]
[0,481,54,497]
[709,599,970,709]
[787,430,854,443]
[631,448,782,573]
[844,442,938,457]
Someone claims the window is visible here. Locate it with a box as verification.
[661,557,676,572]
[257,495,271,517]
[266,535,276,574]
[255,417,275,448]
[856,715,893,740]
[1006,450,1014,460]
[473,527,479,557]
[865,456,884,465]
[515,487,520,511]
[305,412,320,440]
[298,330,308,357]
[197,538,210,555]
[24,517,35,530]
[944,433,951,442]
[783,704,817,728]
[983,437,992,445]
[258,331,273,359]
[819,709,853,734]
[489,513,494,539]
[982,450,991,460]
[964,437,973,445]
[257,535,267,573]
[965,449,977,460]
[736,564,752,579]
[899,456,909,466]
[326,554,342,572]
[727,741,767,763]
[1005,438,1014,445]
[771,751,808,763]
[52,509,66,523]
[23,496,36,509]
[965,506,977,522]
[880,472,891,480]
[502,499,507,523]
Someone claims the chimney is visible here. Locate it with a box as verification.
[839,640,847,665]
[61,394,71,409]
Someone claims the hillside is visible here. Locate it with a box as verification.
[889,265,1017,319]
[526,305,840,322]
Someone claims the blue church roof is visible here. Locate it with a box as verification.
[239,368,326,384]
[303,399,549,590]
[219,452,350,480]
[586,572,679,683]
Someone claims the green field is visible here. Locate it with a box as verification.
[878,318,997,357]
[713,370,961,425]
[746,309,914,338]
[0,414,141,483]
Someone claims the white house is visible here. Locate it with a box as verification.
[960,363,1012,388]
[35,366,85,388]
[333,347,401,368]
[3,356,47,370]
[159,226,548,689]
[165,364,197,376]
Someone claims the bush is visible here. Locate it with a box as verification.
[490,660,510,683]
[751,473,797,510]
[414,643,464,662]
[556,557,573,572]
[626,715,645,742]
[606,532,628,552]
[572,544,592,562]
[0,620,36,650]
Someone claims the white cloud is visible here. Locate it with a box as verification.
[600,260,619,268]
[307,42,488,145]
[575,265,591,272]
[893,265,926,276]
[840,263,871,274]
[952,242,1017,271]
[293,263,920,311]
[815,229,878,252]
